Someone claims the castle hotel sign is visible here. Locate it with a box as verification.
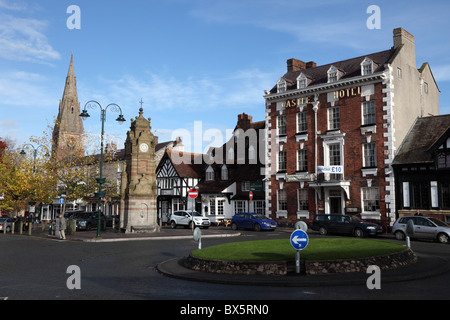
[281,86,362,109]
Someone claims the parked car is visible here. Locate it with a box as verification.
[231,212,277,231]
[392,216,450,244]
[0,217,13,233]
[311,214,383,237]
[169,210,210,229]
[73,211,106,231]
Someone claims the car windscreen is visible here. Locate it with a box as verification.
[189,212,201,217]
[429,218,448,227]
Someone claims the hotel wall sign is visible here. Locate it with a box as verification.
[282,86,361,109]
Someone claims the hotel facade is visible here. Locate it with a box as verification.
[263,28,439,226]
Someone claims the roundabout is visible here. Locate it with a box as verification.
[183,238,418,275]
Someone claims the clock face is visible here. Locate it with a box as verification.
[139,143,149,153]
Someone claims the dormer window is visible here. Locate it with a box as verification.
[327,66,339,83]
[221,165,228,180]
[361,57,373,75]
[277,78,287,93]
[297,73,309,89]
[206,166,214,181]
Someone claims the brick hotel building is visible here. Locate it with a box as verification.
[263,28,439,226]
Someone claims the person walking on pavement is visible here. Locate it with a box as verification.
[58,213,67,240]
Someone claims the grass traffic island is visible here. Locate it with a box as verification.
[185,238,418,276]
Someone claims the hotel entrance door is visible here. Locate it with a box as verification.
[329,189,342,214]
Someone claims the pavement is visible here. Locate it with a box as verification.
[12,225,450,287]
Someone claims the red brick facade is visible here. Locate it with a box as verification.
[266,80,391,225]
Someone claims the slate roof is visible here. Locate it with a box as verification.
[393,115,450,165]
[270,49,395,93]
[165,150,204,178]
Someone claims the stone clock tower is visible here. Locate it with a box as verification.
[120,107,159,233]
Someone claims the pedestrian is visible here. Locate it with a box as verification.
[58,213,67,240]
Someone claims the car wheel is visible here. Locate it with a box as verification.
[253,223,261,231]
[437,233,449,244]
[231,223,238,230]
[354,228,364,238]
[394,230,406,241]
[319,227,327,235]
[170,221,177,229]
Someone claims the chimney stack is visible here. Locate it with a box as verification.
[287,58,316,72]
[393,27,416,68]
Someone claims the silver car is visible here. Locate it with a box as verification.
[392,216,450,244]
[169,210,210,229]
[0,218,13,233]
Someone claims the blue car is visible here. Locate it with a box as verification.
[231,213,277,231]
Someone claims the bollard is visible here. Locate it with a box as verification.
[11,222,15,234]
[28,222,32,235]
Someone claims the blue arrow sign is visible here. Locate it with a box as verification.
[290,229,309,250]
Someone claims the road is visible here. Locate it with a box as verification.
[0,229,449,304]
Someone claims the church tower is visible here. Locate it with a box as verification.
[52,52,84,160]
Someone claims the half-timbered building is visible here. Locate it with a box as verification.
[393,114,450,223]
[156,113,266,224]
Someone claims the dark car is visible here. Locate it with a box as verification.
[73,211,106,231]
[311,214,383,237]
[231,212,277,231]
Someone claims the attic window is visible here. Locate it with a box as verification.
[361,58,373,76]
[221,165,228,180]
[297,73,308,89]
[327,66,338,83]
[206,166,214,181]
[277,78,287,93]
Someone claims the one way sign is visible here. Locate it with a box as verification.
[290,229,309,250]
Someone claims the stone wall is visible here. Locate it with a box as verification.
[184,248,417,276]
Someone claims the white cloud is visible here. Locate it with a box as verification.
[0,4,60,64]
[83,68,275,115]
[0,71,56,108]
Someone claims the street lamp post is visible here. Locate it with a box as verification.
[20,144,49,224]
[79,100,126,238]
[20,144,48,173]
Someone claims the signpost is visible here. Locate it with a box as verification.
[188,188,198,231]
[290,229,309,274]
[189,189,198,199]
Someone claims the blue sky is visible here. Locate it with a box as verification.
[1,0,450,153]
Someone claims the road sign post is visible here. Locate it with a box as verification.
[290,229,309,274]
[189,189,198,231]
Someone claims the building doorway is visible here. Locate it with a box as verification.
[328,189,342,214]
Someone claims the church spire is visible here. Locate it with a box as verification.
[52,52,84,160]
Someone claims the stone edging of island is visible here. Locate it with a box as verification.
[184,248,418,276]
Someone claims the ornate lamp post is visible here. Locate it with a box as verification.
[79,100,126,238]
[20,144,48,173]
[20,143,48,225]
